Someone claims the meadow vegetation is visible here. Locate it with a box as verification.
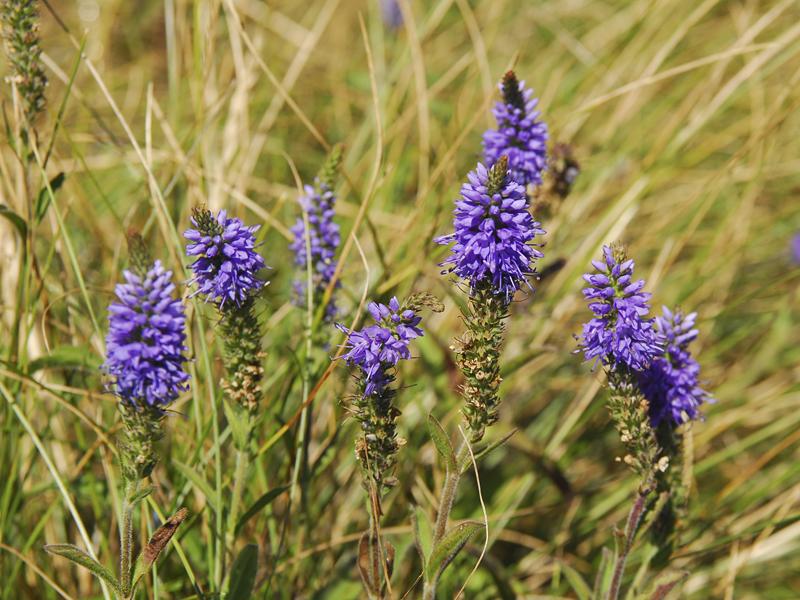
[1,0,799,598]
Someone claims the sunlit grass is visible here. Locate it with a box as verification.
[1,0,799,598]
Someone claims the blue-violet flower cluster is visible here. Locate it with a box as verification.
[184,209,267,308]
[289,181,341,318]
[104,260,189,408]
[336,297,423,397]
[482,71,548,188]
[435,158,545,301]
[380,0,402,29]
[639,307,710,426]
[580,245,662,372]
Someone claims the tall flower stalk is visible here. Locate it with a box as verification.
[45,236,190,600]
[337,294,435,599]
[184,207,268,590]
[639,307,710,563]
[289,144,343,323]
[288,145,344,516]
[424,157,545,598]
[578,244,708,599]
[1,0,47,135]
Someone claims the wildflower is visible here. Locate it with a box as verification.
[380,0,402,29]
[336,296,427,494]
[482,71,548,188]
[337,297,423,397]
[580,245,662,372]
[639,308,710,426]
[435,157,545,301]
[104,260,189,408]
[289,145,343,319]
[791,233,800,264]
[184,208,267,308]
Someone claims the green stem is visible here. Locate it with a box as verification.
[119,478,139,598]
[607,484,650,600]
[222,443,250,592]
[424,442,469,599]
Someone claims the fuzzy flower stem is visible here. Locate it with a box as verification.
[607,485,651,600]
[119,478,140,598]
[1,0,47,133]
[459,283,508,443]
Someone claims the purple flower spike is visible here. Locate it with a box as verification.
[482,71,549,188]
[579,245,662,372]
[289,182,341,318]
[184,209,267,308]
[435,158,545,301]
[336,297,423,397]
[380,0,403,29]
[104,260,189,408]
[791,233,800,265]
[639,308,711,426]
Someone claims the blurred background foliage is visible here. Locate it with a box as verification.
[0,0,799,598]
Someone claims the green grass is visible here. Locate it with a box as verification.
[1,0,799,598]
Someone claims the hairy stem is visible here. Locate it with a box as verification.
[424,442,469,599]
[119,478,139,597]
[607,483,651,600]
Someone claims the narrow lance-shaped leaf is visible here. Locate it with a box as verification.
[411,504,434,564]
[228,544,259,600]
[427,414,456,471]
[44,544,121,595]
[426,520,484,581]
[235,485,289,535]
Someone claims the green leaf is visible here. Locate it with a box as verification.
[0,204,27,238]
[228,544,258,600]
[173,460,217,513]
[27,345,101,375]
[44,544,121,594]
[131,508,189,593]
[235,485,288,535]
[411,505,433,564]
[561,562,591,600]
[461,429,517,474]
[34,172,65,224]
[426,520,483,581]
[223,399,252,451]
[427,414,456,471]
[592,547,613,598]
[128,485,155,506]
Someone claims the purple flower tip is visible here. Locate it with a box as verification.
[435,161,545,300]
[791,233,800,265]
[482,73,548,188]
[103,260,189,407]
[579,245,662,372]
[289,181,341,319]
[336,297,424,397]
[184,209,267,308]
[639,307,711,426]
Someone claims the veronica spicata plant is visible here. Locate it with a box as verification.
[185,207,268,591]
[45,236,190,600]
[640,307,711,562]
[482,71,548,189]
[578,244,705,600]
[422,156,545,598]
[289,144,343,322]
[337,293,439,599]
